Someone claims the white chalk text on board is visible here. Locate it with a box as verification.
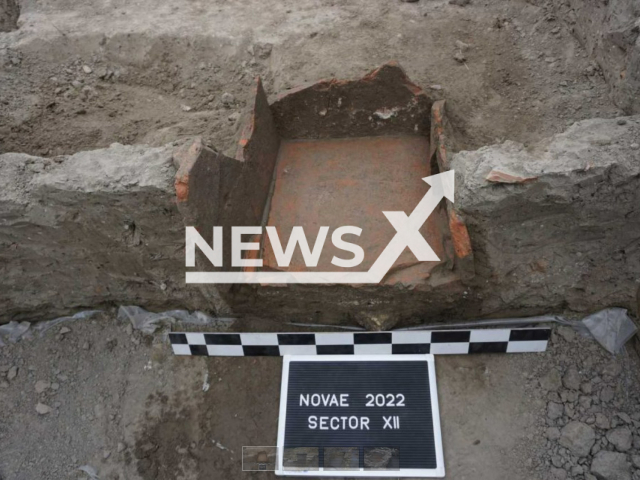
[300,393,405,431]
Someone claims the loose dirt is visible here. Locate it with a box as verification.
[1,314,639,480]
[0,0,621,158]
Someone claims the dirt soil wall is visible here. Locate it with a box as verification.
[546,0,640,113]
[452,115,640,317]
[0,143,214,321]
[2,116,639,324]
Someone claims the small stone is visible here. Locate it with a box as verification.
[117,442,126,453]
[631,455,640,469]
[82,65,92,74]
[559,421,596,457]
[596,413,611,430]
[602,362,623,378]
[51,383,60,391]
[59,327,71,335]
[429,84,443,90]
[455,40,470,52]
[540,369,563,391]
[616,413,631,424]
[581,383,593,394]
[549,391,562,403]
[228,112,241,123]
[82,342,90,350]
[563,366,581,390]
[253,42,273,59]
[617,119,627,125]
[547,427,562,440]
[548,401,564,420]
[557,326,576,342]
[36,403,52,415]
[550,467,568,480]
[453,51,466,63]
[591,450,631,480]
[572,465,585,476]
[449,0,471,5]
[139,442,158,456]
[35,380,50,393]
[606,427,633,452]
[7,366,18,381]
[565,403,575,418]
[181,104,192,112]
[551,455,564,468]
[601,386,615,403]
[579,396,592,410]
[221,93,235,106]
[551,26,561,34]
[103,450,111,459]
[630,143,639,150]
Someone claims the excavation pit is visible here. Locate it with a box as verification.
[264,135,447,285]
[175,62,474,326]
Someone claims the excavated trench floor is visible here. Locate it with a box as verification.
[263,135,452,286]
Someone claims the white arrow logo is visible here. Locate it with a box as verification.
[186,170,455,284]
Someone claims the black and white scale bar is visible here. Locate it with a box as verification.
[169,328,550,356]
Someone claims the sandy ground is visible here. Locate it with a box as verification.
[1,314,639,480]
[0,0,621,158]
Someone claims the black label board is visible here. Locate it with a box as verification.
[276,355,444,477]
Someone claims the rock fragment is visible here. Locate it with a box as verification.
[558,421,596,457]
[35,380,50,393]
[557,326,576,342]
[596,413,611,430]
[563,366,581,390]
[606,427,633,452]
[590,451,631,480]
[547,427,561,440]
[36,403,52,415]
[221,93,235,106]
[253,42,273,59]
[550,467,568,479]
[602,362,622,378]
[453,51,466,63]
[601,386,615,403]
[548,401,564,420]
[485,169,537,183]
